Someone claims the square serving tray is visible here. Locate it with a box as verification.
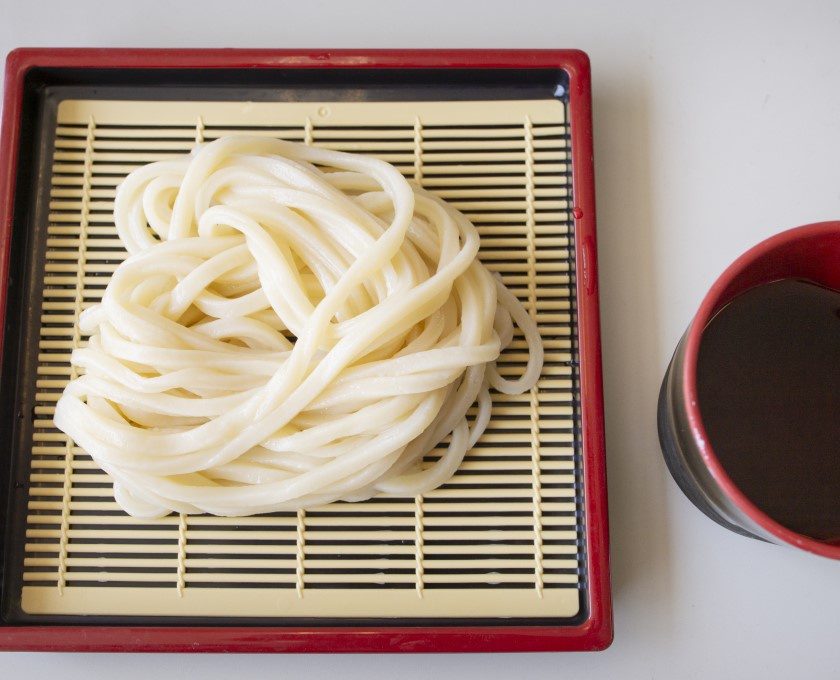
[0,48,610,652]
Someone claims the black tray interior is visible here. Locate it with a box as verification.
[0,64,585,629]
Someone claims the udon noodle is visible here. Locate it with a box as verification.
[54,136,544,518]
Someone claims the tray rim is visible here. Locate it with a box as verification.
[0,47,611,653]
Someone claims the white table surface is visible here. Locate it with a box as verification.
[2,0,840,677]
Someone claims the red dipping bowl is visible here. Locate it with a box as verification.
[658,220,840,559]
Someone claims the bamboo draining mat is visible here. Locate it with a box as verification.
[20,97,582,619]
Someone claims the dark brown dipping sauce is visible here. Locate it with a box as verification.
[697,279,840,543]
